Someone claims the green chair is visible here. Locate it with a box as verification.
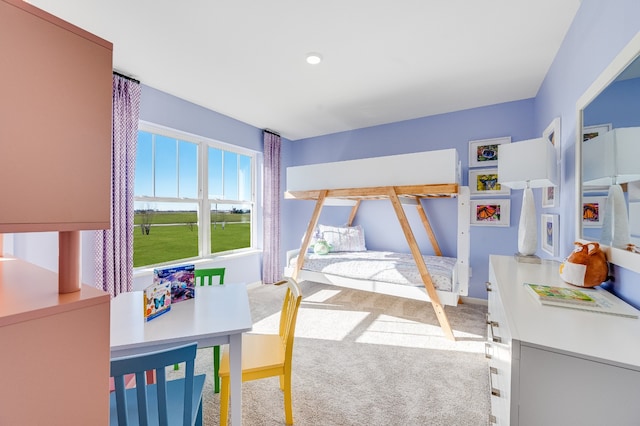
[174,267,226,394]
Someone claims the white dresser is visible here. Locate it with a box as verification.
[486,255,640,425]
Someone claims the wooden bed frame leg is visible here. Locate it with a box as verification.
[293,190,328,282]
[388,188,455,341]
[347,200,361,227]
[416,203,442,256]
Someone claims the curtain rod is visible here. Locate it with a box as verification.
[264,128,280,136]
[113,70,140,84]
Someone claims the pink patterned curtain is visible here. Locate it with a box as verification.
[95,74,141,297]
[262,130,282,284]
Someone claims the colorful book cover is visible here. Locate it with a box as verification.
[525,283,596,306]
[143,281,171,321]
[154,264,196,304]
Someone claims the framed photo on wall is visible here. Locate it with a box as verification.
[541,214,559,256]
[583,196,608,228]
[469,168,511,196]
[543,117,561,161]
[542,117,561,207]
[468,136,511,168]
[470,199,510,227]
[541,185,557,208]
[583,123,612,142]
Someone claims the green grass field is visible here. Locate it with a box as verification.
[133,211,250,267]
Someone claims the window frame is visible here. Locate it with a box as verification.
[134,121,257,269]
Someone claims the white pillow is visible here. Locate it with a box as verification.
[318,224,366,252]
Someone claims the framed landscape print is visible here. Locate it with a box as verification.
[469,168,510,196]
[470,199,510,227]
[541,214,559,256]
[468,136,511,168]
[583,196,608,228]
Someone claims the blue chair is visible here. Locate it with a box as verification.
[174,267,226,393]
[110,342,205,426]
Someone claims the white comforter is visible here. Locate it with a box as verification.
[288,250,456,292]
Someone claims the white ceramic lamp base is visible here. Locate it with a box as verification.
[515,187,541,263]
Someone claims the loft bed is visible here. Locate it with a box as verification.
[283,149,470,341]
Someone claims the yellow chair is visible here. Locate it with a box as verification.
[218,278,302,426]
[174,267,226,394]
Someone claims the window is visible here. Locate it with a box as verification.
[134,122,256,268]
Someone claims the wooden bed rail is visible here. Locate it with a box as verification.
[285,183,458,201]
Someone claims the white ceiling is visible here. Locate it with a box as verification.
[28,1,581,141]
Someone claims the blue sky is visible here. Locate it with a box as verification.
[135,131,251,211]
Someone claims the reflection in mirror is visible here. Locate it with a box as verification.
[577,32,640,273]
[583,127,640,249]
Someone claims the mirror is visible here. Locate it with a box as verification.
[576,32,640,273]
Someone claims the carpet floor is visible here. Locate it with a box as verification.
[171,281,490,425]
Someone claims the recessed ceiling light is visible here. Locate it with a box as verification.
[306,53,322,65]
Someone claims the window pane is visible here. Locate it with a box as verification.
[134,126,256,267]
[208,147,223,199]
[239,155,251,201]
[178,140,198,198]
[135,131,153,196]
[134,201,199,267]
[223,151,238,200]
[155,135,178,198]
[210,203,251,253]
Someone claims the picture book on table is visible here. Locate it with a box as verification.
[524,283,639,318]
[525,283,596,306]
[154,264,196,304]
[143,281,171,321]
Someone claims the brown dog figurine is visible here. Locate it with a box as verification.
[559,242,609,288]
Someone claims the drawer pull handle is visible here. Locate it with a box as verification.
[485,313,499,327]
[488,321,502,343]
[489,366,501,397]
[485,281,493,292]
[484,342,492,359]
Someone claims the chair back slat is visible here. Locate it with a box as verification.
[110,342,202,426]
[134,371,150,425]
[155,368,169,426]
[182,356,196,425]
[194,268,225,286]
[278,279,302,365]
[114,375,129,426]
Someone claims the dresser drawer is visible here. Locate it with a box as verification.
[486,280,513,425]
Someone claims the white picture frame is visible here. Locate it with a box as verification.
[542,117,561,208]
[468,136,511,168]
[583,123,612,142]
[583,196,608,228]
[541,185,557,208]
[469,167,511,196]
[543,117,562,161]
[470,199,510,227]
[541,214,559,256]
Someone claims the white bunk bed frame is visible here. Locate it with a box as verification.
[284,149,470,341]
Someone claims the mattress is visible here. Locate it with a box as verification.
[288,250,457,292]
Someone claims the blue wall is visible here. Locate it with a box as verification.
[583,78,640,128]
[283,99,536,299]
